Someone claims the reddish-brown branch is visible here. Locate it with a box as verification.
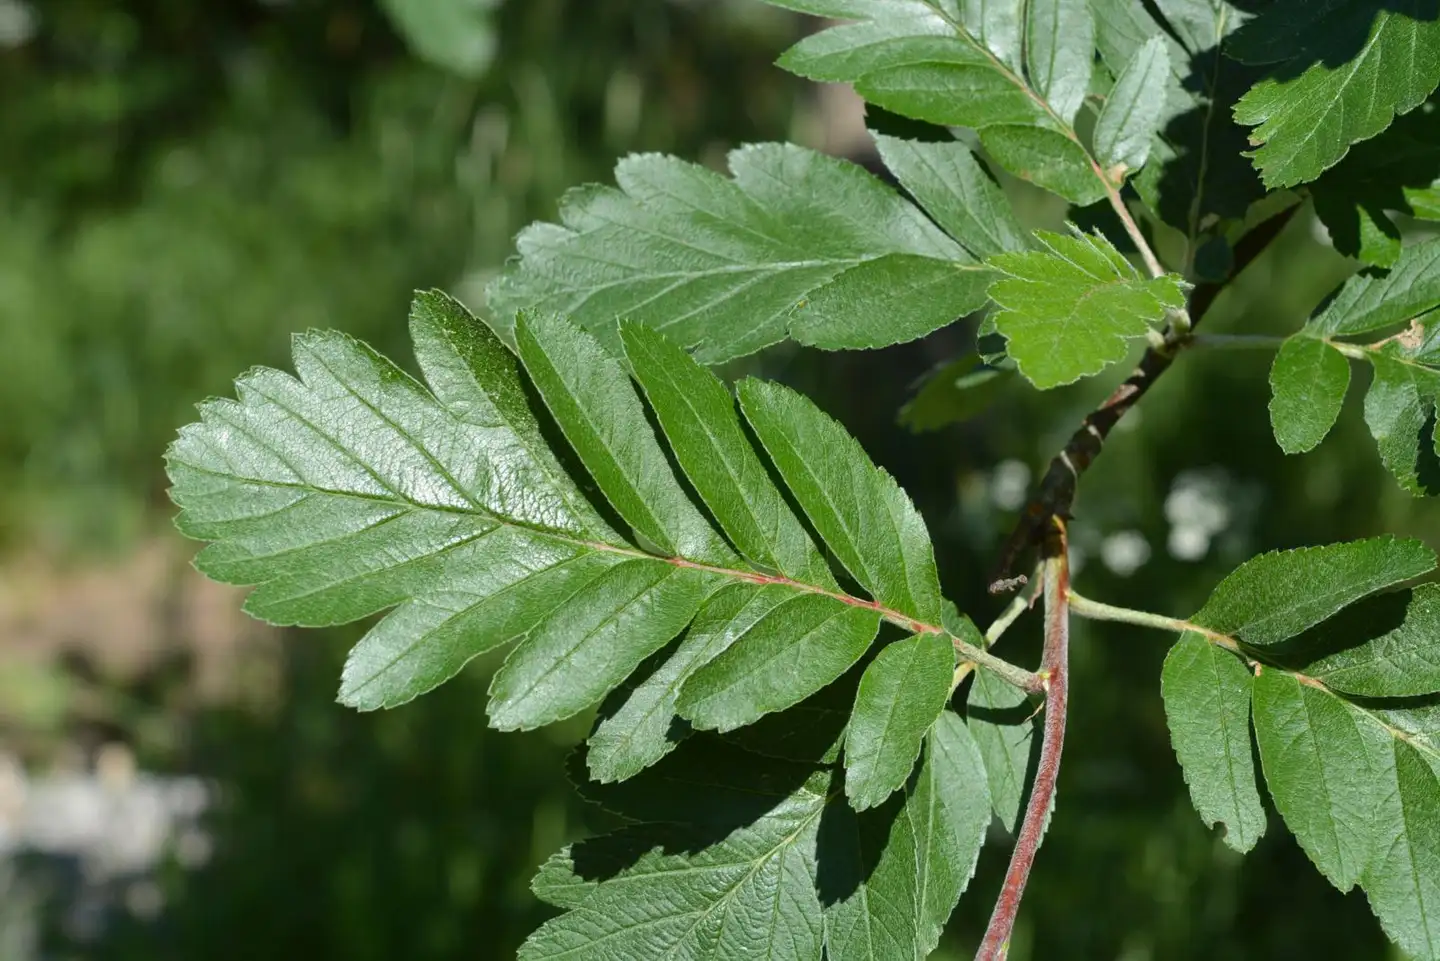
[988,204,1300,593]
[977,522,1071,960]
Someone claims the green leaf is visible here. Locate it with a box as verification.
[1365,347,1440,495]
[517,311,733,563]
[1231,0,1440,187]
[1305,237,1440,337]
[843,632,955,811]
[1306,109,1440,268]
[1360,738,1440,961]
[619,322,833,585]
[967,666,1036,833]
[169,292,975,750]
[1093,0,1264,242]
[1192,536,1437,646]
[1151,0,1252,54]
[1268,336,1351,454]
[586,583,793,783]
[1093,35,1171,175]
[737,379,945,624]
[988,229,1187,389]
[977,125,1108,206]
[677,595,881,733]
[1161,633,1266,853]
[915,713,991,946]
[962,0,1023,70]
[764,0,1108,204]
[871,133,1030,260]
[1024,0,1095,125]
[1251,669,1374,891]
[822,713,990,960]
[522,766,830,961]
[488,144,988,364]
[487,559,721,731]
[1296,584,1440,699]
[898,353,1016,434]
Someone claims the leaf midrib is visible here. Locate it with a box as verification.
[172,460,942,636]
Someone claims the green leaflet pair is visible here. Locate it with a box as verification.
[167,291,966,804]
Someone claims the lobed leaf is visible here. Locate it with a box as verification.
[1230,0,1440,187]
[1191,536,1437,646]
[487,144,990,365]
[987,229,1187,389]
[169,291,990,783]
[1161,633,1266,853]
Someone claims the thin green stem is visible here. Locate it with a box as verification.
[985,592,1032,647]
[952,633,1045,695]
[1066,590,1241,654]
[1104,185,1168,280]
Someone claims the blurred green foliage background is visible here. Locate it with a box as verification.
[0,1,1433,959]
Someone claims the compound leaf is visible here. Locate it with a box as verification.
[488,144,989,364]
[1231,0,1440,187]
[898,353,1017,434]
[619,322,833,585]
[1161,633,1266,853]
[843,632,955,811]
[517,310,733,563]
[763,0,1109,204]
[988,229,1187,389]
[677,595,881,733]
[169,292,982,761]
[586,582,794,783]
[1092,0,1263,247]
[1268,335,1351,454]
[1191,536,1437,646]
